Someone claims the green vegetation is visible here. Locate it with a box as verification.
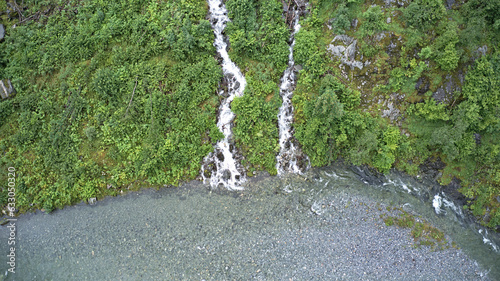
[0,0,222,212]
[226,0,290,175]
[0,0,498,230]
[381,209,451,250]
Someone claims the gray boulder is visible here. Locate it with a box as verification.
[0,24,4,41]
[346,40,357,61]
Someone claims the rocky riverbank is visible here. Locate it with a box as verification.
[1,165,495,280]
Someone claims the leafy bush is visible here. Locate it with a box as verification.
[404,0,446,30]
[330,3,352,34]
[360,6,386,36]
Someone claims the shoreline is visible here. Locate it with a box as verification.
[0,164,497,280]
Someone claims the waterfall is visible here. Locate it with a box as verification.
[201,0,247,190]
[276,7,310,175]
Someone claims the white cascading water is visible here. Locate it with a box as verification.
[276,7,310,175]
[201,0,247,190]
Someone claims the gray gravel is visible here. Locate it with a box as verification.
[0,170,492,280]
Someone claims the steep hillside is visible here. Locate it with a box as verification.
[0,0,498,229]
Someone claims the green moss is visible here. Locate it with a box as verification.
[382,210,450,250]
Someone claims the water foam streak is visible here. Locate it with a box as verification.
[276,8,310,175]
[201,0,247,190]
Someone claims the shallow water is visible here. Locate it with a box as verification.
[0,163,499,280]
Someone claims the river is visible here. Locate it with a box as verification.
[1,163,498,280]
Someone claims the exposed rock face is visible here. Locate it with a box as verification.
[383,0,410,7]
[476,45,488,57]
[432,74,463,104]
[381,100,400,122]
[379,93,404,125]
[327,34,364,70]
[445,0,455,9]
[0,79,16,99]
[415,77,430,95]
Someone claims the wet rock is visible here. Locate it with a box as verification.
[415,77,430,95]
[351,18,358,28]
[386,40,398,55]
[294,64,303,72]
[0,24,4,41]
[458,69,465,84]
[333,35,354,45]
[375,32,387,42]
[222,169,231,181]
[432,74,461,104]
[432,88,448,104]
[476,45,488,57]
[328,35,364,70]
[88,198,97,205]
[445,0,455,10]
[328,45,345,58]
[214,52,223,64]
[442,177,468,206]
[0,79,16,99]
[383,0,409,7]
[216,151,224,162]
[350,165,384,186]
[351,61,364,69]
[381,101,400,122]
[419,157,445,180]
[474,133,481,145]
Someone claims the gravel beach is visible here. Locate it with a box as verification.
[0,169,493,280]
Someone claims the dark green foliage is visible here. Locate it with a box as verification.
[403,0,446,31]
[461,56,500,131]
[432,22,460,71]
[461,0,500,44]
[404,54,500,227]
[295,75,367,167]
[225,0,289,72]
[294,28,326,78]
[92,68,122,105]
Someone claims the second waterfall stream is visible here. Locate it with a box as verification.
[276,6,310,175]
